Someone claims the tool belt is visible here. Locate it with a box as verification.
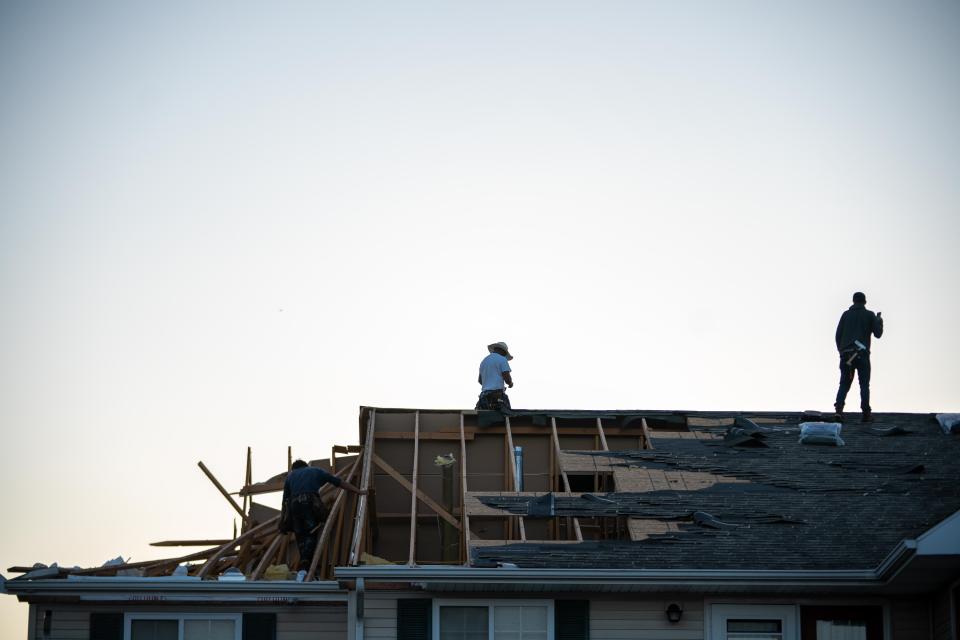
[476,389,509,411]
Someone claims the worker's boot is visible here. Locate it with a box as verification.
[833,403,844,422]
[861,411,873,423]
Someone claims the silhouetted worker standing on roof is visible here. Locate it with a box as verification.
[476,341,513,411]
[281,459,366,581]
[834,292,884,423]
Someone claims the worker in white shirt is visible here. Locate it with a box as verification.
[476,341,513,411]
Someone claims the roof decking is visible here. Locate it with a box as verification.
[6,407,959,592]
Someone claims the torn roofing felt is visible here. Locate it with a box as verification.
[473,412,960,571]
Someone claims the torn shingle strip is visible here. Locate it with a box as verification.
[476,484,807,525]
[472,414,960,571]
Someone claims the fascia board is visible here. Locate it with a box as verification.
[874,539,918,582]
[915,508,960,556]
[335,566,878,586]
[2,578,347,603]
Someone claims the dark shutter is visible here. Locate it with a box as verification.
[242,613,277,640]
[555,600,589,640]
[397,598,432,640]
[89,613,123,640]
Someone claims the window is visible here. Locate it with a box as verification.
[433,600,553,640]
[800,606,882,640]
[710,605,798,640]
[124,614,241,640]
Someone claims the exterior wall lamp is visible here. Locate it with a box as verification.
[665,602,683,623]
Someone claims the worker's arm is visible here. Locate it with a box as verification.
[503,371,513,388]
[835,316,843,351]
[339,480,367,496]
[873,311,883,338]
[478,373,482,385]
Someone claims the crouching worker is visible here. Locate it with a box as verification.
[476,341,514,411]
[281,459,366,581]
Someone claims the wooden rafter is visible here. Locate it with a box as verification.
[306,458,360,581]
[408,411,420,565]
[459,411,472,565]
[595,417,610,451]
[641,417,655,450]
[551,417,583,541]
[196,516,279,578]
[373,454,461,531]
[197,461,248,523]
[349,408,377,565]
[250,533,284,580]
[504,416,527,542]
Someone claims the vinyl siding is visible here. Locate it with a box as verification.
[362,594,427,640]
[930,587,953,640]
[277,606,347,640]
[361,594,703,640]
[590,599,703,640]
[26,603,347,640]
[33,607,88,640]
[890,598,931,640]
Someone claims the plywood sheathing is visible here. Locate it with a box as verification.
[627,518,683,541]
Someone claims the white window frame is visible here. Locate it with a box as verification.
[432,598,555,640]
[123,612,242,640]
[708,604,798,640]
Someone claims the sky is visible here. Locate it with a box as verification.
[1,1,958,636]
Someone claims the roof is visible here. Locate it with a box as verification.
[467,412,960,576]
[6,406,959,599]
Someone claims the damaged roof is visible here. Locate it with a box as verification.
[472,412,960,572]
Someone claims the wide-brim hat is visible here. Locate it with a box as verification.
[487,342,513,360]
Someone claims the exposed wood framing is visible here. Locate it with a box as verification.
[197,461,247,523]
[595,417,610,451]
[250,533,284,580]
[243,447,252,521]
[349,408,377,565]
[149,539,232,547]
[408,411,420,565]
[306,458,360,581]
[373,453,461,531]
[287,446,292,471]
[459,411,472,565]
[641,417,655,450]
[196,515,279,578]
[551,417,583,541]
[504,416,527,542]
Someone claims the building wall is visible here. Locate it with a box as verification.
[591,598,703,640]
[890,597,932,640]
[362,594,703,640]
[363,593,421,640]
[26,602,347,640]
[929,583,956,640]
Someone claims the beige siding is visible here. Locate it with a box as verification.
[33,608,88,640]
[364,596,399,639]
[363,595,705,640]
[890,598,931,640]
[26,603,347,640]
[277,606,347,640]
[930,587,953,640]
[591,599,704,640]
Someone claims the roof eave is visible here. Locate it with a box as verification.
[2,577,347,603]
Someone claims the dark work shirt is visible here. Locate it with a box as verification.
[283,466,341,500]
[835,303,883,352]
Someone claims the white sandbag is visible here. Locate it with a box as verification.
[799,422,844,446]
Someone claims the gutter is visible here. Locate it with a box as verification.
[335,565,880,587]
[2,576,348,603]
[874,539,918,582]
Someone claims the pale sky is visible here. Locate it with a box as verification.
[1,1,958,635]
